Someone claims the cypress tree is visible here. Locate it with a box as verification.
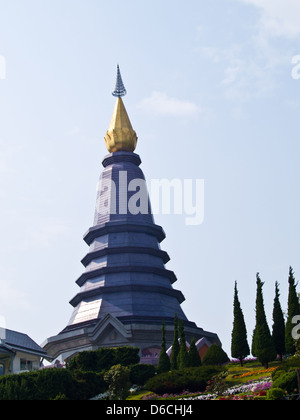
[252,273,277,368]
[202,344,230,366]
[170,314,180,370]
[157,321,171,374]
[272,281,285,361]
[231,281,250,366]
[188,337,202,367]
[177,319,189,369]
[285,267,300,355]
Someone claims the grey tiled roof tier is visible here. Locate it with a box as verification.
[43,151,221,359]
[66,152,189,327]
[2,329,47,357]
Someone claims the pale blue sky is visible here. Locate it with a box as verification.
[0,0,299,356]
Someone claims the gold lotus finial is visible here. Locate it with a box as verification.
[104,66,138,153]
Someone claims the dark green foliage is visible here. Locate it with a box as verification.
[231,281,250,366]
[0,368,106,400]
[202,344,229,366]
[35,368,74,400]
[114,347,140,367]
[188,338,202,367]
[271,358,300,381]
[157,322,171,374]
[170,314,180,370]
[285,267,300,355]
[177,320,189,369]
[68,349,102,372]
[68,346,140,372]
[272,282,286,361]
[252,273,277,368]
[0,346,141,400]
[104,364,131,400]
[272,370,298,395]
[145,366,223,395]
[70,370,106,400]
[129,364,156,386]
[266,388,285,400]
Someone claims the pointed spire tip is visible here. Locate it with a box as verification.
[112,65,127,98]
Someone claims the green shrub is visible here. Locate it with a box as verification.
[36,368,75,400]
[114,347,140,367]
[188,338,202,367]
[145,366,222,395]
[202,344,230,366]
[68,347,140,373]
[272,370,298,395]
[272,369,285,382]
[0,368,106,400]
[104,364,131,400]
[71,370,106,400]
[130,364,156,386]
[271,359,300,380]
[0,369,74,400]
[266,388,285,400]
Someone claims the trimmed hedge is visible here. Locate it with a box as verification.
[129,364,156,386]
[145,366,223,395]
[0,368,106,400]
[271,358,300,381]
[267,388,285,400]
[271,370,298,395]
[68,347,140,373]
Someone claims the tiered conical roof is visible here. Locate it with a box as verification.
[65,66,188,329]
[43,66,220,361]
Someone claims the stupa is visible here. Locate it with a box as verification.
[43,66,221,362]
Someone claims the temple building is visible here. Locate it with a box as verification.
[42,67,220,363]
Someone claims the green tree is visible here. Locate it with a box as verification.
[177,320,189,369]
[285,266,300,355]
[157,321,171,374]
[252,273,277,368]
[104,364,131,400]
[202,344,229,366]
[188,338,202,367]
[170,314,180,370]
[231,281,250,366]
[272,281,286,361]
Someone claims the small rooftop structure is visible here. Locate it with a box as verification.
[196,337,212,360]
[166,337,212,360]
[0,328,48,376]
[166,340,190,358]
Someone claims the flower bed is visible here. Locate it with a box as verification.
[233,367,278,380]
[177,379,273,401]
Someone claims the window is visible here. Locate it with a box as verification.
[0,363,4,376]
[20,359,33,371]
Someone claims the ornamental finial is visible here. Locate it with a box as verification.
[112,65,127,98]
[105,66,137,152]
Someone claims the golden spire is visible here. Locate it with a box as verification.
[104,66,138,153]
